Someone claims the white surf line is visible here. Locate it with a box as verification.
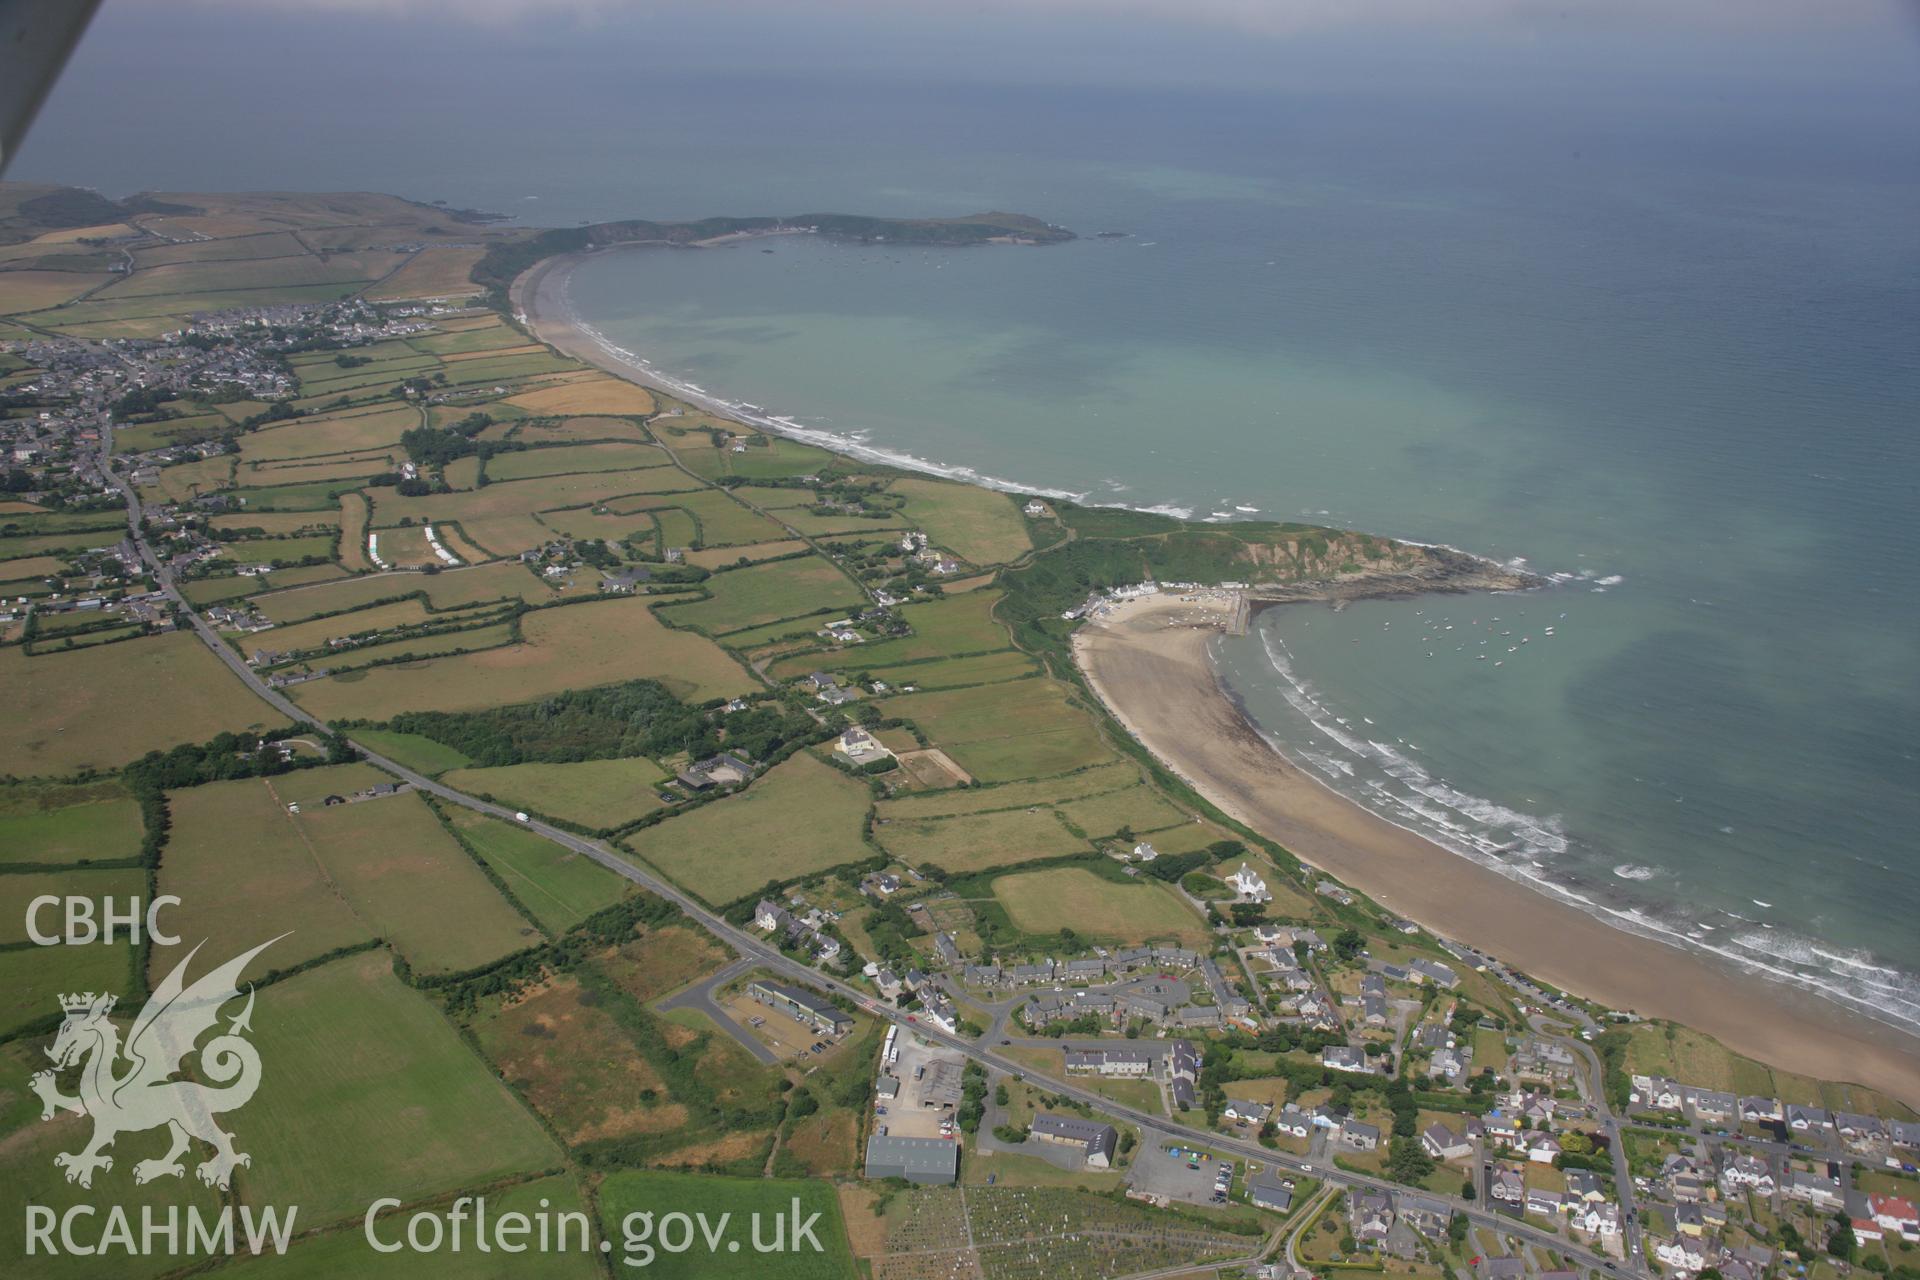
[423,524,461,566]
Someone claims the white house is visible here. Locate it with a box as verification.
[834,726,894,765]
[1227,863,1272,903]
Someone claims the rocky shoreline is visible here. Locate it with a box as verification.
[1245,544,1541,617]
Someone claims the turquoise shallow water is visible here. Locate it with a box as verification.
[20,23,1918,1031]
[560,117,1920,1032]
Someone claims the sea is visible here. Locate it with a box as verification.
[21,26,1920,1034]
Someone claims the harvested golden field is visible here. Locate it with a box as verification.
[337,491,372,570]
[685,539,811,569]
[360,246,486,300]
[507,376,655,416]
[256,559,553,622]
[0,270,114,314]
[238,406,416,461]
[1,633,279,775]
[288,595,756,719]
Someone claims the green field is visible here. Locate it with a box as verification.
[879,677,1113,784]
[235,949,560,1229]
[443,756,668,830]
[622,752,872,904]
[150,773,378,982]
[1055,784,1192,838]
[889,476,1032,566]
[255,560,554,623]
[217,533,337,565]
[768,591,1011,676]
[873,806,1089,874]
[225,1174,599,1279]
[674,433,833,481]
[595,1170,855,1280]
[877,760,1142,821]
[660,556,864,636]
[0,1033,226,1280]
[349,727,475,775]
[288,597,755,720]
[1,632,279,776]
[864,648,1039,690]
[484,441,668,481]
[993,866,1207,944]
[0,779,144,865]
[286,790,539,973]
[0,937,137,1037]
[445,807,629,933]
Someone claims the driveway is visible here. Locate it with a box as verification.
[656,957,778,1064]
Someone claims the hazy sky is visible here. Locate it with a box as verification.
[15,0,1917,206]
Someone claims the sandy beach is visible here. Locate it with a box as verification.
[514,248,1920,1106]
[1075,593,1920,1105]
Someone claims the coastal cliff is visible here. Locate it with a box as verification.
[1244,543,1539,615]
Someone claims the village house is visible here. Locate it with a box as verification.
[1227,863,1272,903]
[834,725,894,765]
[1273,1104,1315,1140]
[1782,1168,1843,1208]
[1526,1188,1564,1217]
[1407,958,1460,988]
[1316,880,1355,905]
[1322,1044,1370,1074]
[1064,1047,1154,1078]
[1421,1121,1473,1161]
[1222,1098,1271,1127]
[1339,1119,1381,1151]
[1869,1194,1920,1242]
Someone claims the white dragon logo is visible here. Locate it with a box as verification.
[30,936,282,1190]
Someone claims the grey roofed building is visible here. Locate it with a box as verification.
[933,932,961,965]
[1408,958,1460,988]
[1171,1077,1196,1111]
[864,1134,958,1185]
[1340,1119,1382,1150]
[1168,1039,1199,1082]
[748,979,853,1035]
[1029,1113,1120,1167]
[1248,1173,1294,1212]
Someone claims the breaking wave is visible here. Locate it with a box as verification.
[1231,624,1920,1036]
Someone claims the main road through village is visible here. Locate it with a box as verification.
[103,433,1643,1280]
